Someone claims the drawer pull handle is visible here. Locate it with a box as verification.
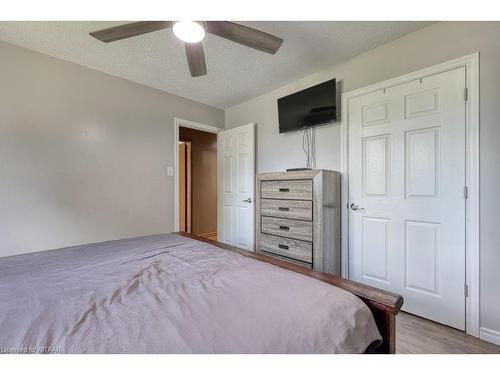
[278,207,289,211]
[279,225,290,231]
[279,188,290,192]
[278,244,289,250]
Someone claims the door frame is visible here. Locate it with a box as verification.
[173,118,222,232]
[340,53,480,337]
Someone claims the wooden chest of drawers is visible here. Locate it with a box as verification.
[256,169,341,275]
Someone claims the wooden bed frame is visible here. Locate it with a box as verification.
[179,232,404,354]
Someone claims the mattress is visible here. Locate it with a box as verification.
[0,233,381,353]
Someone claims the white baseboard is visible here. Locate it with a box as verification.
[480,327,500,346]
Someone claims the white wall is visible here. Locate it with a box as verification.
[225,22,500,340]
[0,40,224,258]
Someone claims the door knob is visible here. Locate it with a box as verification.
[243,198,253,203]
[350,203,364,211]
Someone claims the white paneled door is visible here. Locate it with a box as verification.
[217,123,255,251]
[349,68,467,330]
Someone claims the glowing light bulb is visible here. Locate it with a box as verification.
[172,21,205,43]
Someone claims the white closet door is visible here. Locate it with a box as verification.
[349,68,467,329]
[217,123,256,250]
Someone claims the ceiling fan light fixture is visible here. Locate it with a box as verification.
[89,21,284,77]
[172,21,206,43]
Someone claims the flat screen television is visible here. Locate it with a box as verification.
[277,78,336,133]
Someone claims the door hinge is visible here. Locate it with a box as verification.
[464,284,469,298]
[463,186,468,199]
[464,87,468,101]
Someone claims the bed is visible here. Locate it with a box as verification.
[0,233,402,354]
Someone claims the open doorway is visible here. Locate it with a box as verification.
[177,126,218,240]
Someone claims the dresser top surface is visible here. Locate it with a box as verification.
[256,169,339,181]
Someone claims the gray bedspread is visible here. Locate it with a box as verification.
[0,234,381,353]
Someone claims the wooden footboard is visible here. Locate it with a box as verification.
[178,232,403,354]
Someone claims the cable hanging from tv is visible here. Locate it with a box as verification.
[302,125,317,169]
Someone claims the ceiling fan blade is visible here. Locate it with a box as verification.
[185,43,207,77]
[89,21,173,43]
[206,21,283,54]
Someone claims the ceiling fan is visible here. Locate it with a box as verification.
[89,21,284,77]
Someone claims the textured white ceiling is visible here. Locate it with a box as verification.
[0,21,433,108]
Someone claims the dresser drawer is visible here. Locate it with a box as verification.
[261,216,313,242]
[259,251,313,269]
[261,180,312,200]
[261,199,313,221]
[259,233,312,263]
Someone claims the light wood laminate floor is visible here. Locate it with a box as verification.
[205,233,217,241]
[194,232,217,241]
[396,312,500,354]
